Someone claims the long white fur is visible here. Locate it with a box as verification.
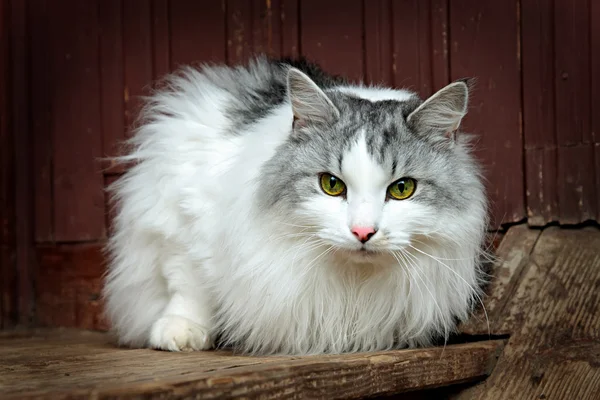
[103,63,486,355]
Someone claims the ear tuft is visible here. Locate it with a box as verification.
[287,68,339,129]
[406,80,471,141]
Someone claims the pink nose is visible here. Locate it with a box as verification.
[351,226,377,243]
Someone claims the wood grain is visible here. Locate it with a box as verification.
[449,0,524,228]
[521,0,559,226]
[455,227,600,399]
[0,0,12,328]
[99,0,125,159]
[34,245,108,331]
[29,0,54,242]
[123,0,153,132]
[274,0,299,58]
[10,0,34,325]
[50,0,105,241]
[553,0,597,223]
[169,0,226,68]
[151,0,170,79]
[557,145,597,224]
[460,224,541,336]
[300,0,364,82]
[0,329,503,400]
[364,0,393,86]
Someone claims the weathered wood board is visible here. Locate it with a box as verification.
[455,226,600,399]
[0,329,503,400]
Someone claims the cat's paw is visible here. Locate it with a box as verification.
[149,315,213,352]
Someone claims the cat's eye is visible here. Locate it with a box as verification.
[319,173,346,196]
[387,178,417,200]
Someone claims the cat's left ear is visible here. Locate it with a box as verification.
[287,68,339,129]
[406,79,471,141]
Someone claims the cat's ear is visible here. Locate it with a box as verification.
[406,79,471,141]
[287,68,339,129]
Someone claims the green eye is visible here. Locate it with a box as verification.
[319,173,346,196]
[388,178,417,200]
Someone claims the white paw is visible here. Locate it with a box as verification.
[149,315,213,352]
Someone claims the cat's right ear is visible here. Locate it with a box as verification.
[287,68,339,129]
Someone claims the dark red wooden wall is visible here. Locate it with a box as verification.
[1,0,599,329]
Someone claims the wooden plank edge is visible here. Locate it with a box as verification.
[5,340,505,400]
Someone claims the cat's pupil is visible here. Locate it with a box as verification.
[329,177,337,189]
[397,181,405,193]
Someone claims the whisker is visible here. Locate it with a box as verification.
[408,244,490,339]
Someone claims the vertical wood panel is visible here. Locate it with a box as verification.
[151,0,170,79]
[169,1,226,68]
[554,0,596,222]
[591,0,600,220]
[557,146,596,224]
[227,0,257,64]
[123,0,153,132]
[521,0,558,226]
[99,0,125,158]
[391,0,433,97]
[51,0,105,241]
[364,0,392,86]
[0,0,11,246]
[11,0,33,324]
[449,0,524,227]
[36,244,108,330]
[554,0,591,146]
[430,0,449,91]
[0,0,14,328]
[525,148,559,225]
[29,0,53,242]
[275,0,299,58]
[300,0,364,82]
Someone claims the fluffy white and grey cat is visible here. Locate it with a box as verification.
[103,56,487,355]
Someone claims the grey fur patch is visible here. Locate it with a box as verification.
[198,55,482,220]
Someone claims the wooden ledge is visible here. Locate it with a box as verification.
[0,329,503,399]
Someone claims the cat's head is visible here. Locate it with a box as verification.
[259,68,486,263]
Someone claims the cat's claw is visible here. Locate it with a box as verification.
[149,315,213,352]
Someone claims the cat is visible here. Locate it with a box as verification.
[103,55,487,355]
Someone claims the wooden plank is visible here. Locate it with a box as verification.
[35,245,108,331]
[592,0,600,221]
[169,0,226,68]
[28,0,53,242]
[0,0,8,245]
[557,145,597,224]
[521,0,559,226]
[364,0,393,86]
[151,0,170,79]
[553,0,596,224]
[430,0,449,91]
[390,0,437,97]
[300,0,363,82]
[123,0,153,132]
[10,0,33,325]
[521,0,555,149]
[0,329,504,399]
[554,0,591,146]
[275,0,299,58]
[449,0,524,228]
[597,144,600,221]
[456,227,600,399]
[51,0,105,241]
[525,148,559,226]
[460,224,541,336]
[227,0,256,64]
[99,0,125,159]
[0,0,12,328]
